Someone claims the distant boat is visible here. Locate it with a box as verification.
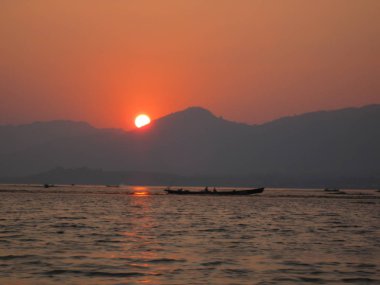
[106,185,120,188]
[324,188,346,194]
[324,188,340,192]
[164,187,264,195]
[43,184,55,188]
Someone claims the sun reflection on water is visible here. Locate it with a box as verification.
[133,191,149,196]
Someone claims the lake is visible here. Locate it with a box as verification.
[0,185,379,284]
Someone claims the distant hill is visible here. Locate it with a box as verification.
[0,120,122,155]
[0,120,94,155]
[0,105,379,187]
[1,167,378,188]
[0,167,187,186]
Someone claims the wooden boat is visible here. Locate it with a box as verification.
[164,187,264,196]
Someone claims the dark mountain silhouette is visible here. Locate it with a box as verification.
[2,167,377,188]
[0,120,121,155]
[0,121,91,155]
[0,105,379,187]
[2,167,187,186]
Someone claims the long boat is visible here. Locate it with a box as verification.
[324,188,340,192]
[164,187,264,196]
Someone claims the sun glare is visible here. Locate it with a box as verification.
[135,114,151,128]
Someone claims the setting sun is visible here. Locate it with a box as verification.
[135,114,151,128]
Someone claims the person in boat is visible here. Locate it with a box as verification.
[213,187,217,192]
[204,186,209,192]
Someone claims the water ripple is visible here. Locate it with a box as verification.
[0,186,379,284]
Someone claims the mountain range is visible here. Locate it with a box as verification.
[0,105,379,187]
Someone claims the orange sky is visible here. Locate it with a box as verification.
[0,0,379,129]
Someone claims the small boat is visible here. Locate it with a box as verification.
[324,188,346,194]
[164,187,264,196]
[324,188,340,192]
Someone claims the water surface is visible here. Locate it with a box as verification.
[0,185,379,284]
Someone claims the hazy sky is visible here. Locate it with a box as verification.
[1,0,379,129]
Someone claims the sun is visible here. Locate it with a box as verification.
[135,114,151,128]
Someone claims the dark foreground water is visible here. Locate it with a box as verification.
[0,185,379,285]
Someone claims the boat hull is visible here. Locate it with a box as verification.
[165,188,264,195]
